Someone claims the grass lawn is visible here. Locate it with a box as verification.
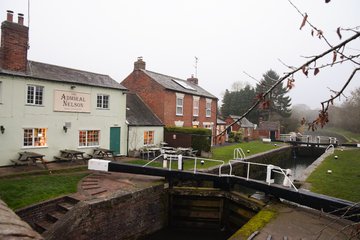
[211,141,279,162]
[125,141,280,170]
[0,171,88,210]
[306,149,360,202]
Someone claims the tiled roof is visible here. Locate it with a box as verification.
[142,70,217,99]
[217,118,226,125]
[126,93,164,126]
[0,60,127,91]
[229,115,256,128]
[258,121,280,131]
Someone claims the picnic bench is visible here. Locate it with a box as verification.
[54,149,89,163]
[88,148,115,159]
[11,151,48,169]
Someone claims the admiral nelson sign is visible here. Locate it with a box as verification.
[54,90,91,113]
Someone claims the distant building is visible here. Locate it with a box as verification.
[122,57,218,144]
[126,92,164,155]
[216,118,227,144]
[257,120,281,140]
[225,115,257,141]
[0,11,127,166]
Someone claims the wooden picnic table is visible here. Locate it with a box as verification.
[11,151,48,169]
[90,148,114,159]
[54,149,87,163]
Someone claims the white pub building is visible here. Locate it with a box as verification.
[0,11,128,166]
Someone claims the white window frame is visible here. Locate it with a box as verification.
[23,128,48,148]
[26,85,44,106]
[78,130,100,147]
[144,130,155,145]
[193,96,199,117]
[97,94,109,109]
[176,93,184,116]
[0,81,2,104]
[206,98,212,117]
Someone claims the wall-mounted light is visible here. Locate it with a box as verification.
[63,125,68,133]
[0,125,4,134]
[70,85,76,89]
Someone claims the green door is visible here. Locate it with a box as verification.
[110,127,121,155]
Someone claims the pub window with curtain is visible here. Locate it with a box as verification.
[23,128,47,147]
[144,131,154,145]
[79,130,100,147]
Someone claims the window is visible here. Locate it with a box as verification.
[23,128,47,147]
[79,130,100,147]
[97,94,109,109]
[0,81,2,103]
[176,93,184,116]
[206,98,212,117]
[193,96,199,117]
[144,131,154,145]
[27,85,44,105]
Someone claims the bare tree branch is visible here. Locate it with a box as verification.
[320,68,360,113]
[217,31,360,137]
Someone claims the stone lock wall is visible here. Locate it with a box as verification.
[0,199,43,240]
[44,184,169,240]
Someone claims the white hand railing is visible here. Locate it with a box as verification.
[233,148,246,160]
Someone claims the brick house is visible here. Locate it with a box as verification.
[122,58,218,143]
[225,115,257,141]
[257,120,281,140]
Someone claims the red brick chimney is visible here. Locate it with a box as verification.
[134,57,146,70]
[187,74,198,85]
[0,10,29,72]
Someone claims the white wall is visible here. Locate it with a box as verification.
[0,75,127,166]
[128,126,164,151]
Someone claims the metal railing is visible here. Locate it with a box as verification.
[142,153,297,191]
[228,160,298,191]
[279,134,337,144]
[142,153,225,176]
[325,144,335,154]
[233,148,246,160]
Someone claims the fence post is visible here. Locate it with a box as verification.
[163,153,168,168]
[282,169,292,187]
[178,154,183,170]
[266,165,275,185]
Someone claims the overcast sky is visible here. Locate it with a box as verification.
[1,0,359,109]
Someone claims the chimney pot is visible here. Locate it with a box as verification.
[187,75,198,85]
[18,13,24,25]
[6,10,14,22]
[134,57,146,70]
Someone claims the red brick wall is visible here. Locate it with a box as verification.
[122,70,166,121]
[225,117,240,132]
[122,70,217,130]
[0,20,29,72]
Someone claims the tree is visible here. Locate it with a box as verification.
[256,70,292,121]
[328,87,360,133]
[220,84,258,123]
